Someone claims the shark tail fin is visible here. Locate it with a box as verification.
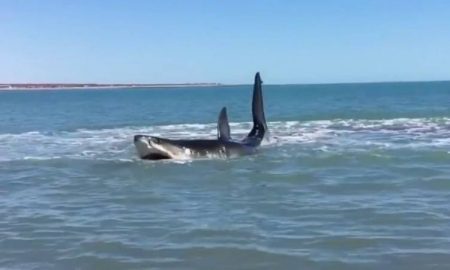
[217,106,231,141]
[245,72,267,144]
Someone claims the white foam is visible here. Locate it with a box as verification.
[0,117,449,162]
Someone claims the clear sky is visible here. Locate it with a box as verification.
[1,0,450,84]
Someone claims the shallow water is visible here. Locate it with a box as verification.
[1,82,450,269]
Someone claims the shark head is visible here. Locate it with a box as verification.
[133,135,188,160]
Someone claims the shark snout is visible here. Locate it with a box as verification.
[134,135,146,142]
[134,135,162,145]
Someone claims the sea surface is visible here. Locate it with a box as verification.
[1,81,450,270]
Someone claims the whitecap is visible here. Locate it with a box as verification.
[1,117,449,162]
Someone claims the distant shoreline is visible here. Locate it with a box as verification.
[1,80,449,91]
[0,83,222,91]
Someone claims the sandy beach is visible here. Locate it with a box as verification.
[0,83,222,91]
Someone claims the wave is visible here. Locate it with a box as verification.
[1,117,449,162]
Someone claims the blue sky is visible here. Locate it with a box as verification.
[1,0,449,84]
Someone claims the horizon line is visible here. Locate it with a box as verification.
[1,78,450,88]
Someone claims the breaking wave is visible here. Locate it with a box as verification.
[1,117,449,162]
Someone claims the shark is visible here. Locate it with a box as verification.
[133,72,267,160]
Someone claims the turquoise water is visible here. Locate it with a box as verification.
[1,82,450,269]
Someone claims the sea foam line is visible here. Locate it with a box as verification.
[0,118,449,162]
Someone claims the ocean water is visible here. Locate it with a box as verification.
[1,82,450,270]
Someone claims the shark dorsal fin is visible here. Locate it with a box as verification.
[217,107,231,141]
